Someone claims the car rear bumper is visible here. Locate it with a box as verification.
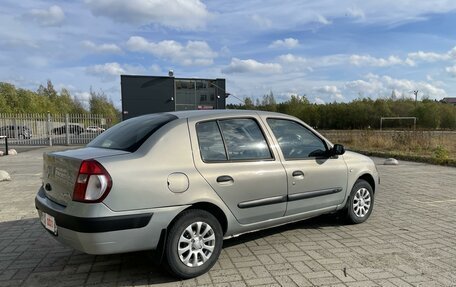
[35,187,188,255]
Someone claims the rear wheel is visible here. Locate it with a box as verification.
[164,209,223,279]
[345,179,374,224]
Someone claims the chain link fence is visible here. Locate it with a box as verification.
[0,113,110,147]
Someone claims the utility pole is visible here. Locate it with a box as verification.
[413,90,419,106]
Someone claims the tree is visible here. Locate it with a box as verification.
[89,89,120,124]
[37,80,58,101]
[243,97,255,110]
[261,91,277,112]
[55,88,76,114]
[439,104,456,129]
[0,83,18,113]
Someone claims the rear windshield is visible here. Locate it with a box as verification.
[87,114,178,152]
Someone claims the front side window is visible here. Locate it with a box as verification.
[267,119,327,159]
[196,118,272,162]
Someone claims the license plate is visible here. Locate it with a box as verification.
[40,212,57,235]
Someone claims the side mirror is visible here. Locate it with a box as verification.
[331,144,345,156]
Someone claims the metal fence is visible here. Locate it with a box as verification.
[0,113,110,146]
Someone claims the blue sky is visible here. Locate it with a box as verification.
[1,0,456,108]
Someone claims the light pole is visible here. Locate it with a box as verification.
[413,90,419,106]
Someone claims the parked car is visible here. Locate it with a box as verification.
[52,124,84,135]
[0,125,32,139]
[86,126,105,133]
[35,110,379,278]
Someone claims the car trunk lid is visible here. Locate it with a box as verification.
[43,147,129,206]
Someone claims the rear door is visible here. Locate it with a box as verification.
[190,117,287,225]
[264,118,348,216]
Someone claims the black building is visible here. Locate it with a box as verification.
[121,75,227,120]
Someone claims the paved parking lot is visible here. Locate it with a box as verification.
[1,147,455,287]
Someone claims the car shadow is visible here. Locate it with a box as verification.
[223,213,345,248]
[0,213,345,285]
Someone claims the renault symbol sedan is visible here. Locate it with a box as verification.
[35,110,379,278]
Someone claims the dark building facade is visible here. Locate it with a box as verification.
[121,75,226,120]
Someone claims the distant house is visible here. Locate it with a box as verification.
[441,97,456,105]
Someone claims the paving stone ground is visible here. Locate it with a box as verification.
[0,147,455,287]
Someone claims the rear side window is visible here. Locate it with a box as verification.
[196,118,272,162]
[88,114,177,152]
[196,121,227,161]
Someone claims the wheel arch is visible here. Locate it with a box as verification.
[357,173,376,193]
[167,202,228,235]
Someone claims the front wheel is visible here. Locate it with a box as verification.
[164,209,223,279]
[345,179,374,224]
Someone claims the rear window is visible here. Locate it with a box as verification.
[87,114,178,152]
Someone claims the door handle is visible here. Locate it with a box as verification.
[292,170,304,177]
[216,175,233,183]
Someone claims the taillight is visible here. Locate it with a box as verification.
[73,160,112,202]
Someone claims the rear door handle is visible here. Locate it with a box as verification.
[292,170,304,178]
[217,175,233,183]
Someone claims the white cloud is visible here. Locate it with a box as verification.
[446,65,456,77]
[27,5,65,27]
[82,41,122,54]
[74,91,91,107]
[126,36,217,66]
[347,7,365,20]
[280,53,408,70]
[251,14,272,28]
[278,54,307,64]
[86,62,146,81]
[349,54,406,67]
[314,97,326,105]
[85,0,209,30]
[222,58,282,74]
[345,73,447,99]
[406,46,456,63]
[315,85,340,94]
[316,14,331,25]
[314,85,344,102]
[269,38,299,49]
[407,51,450,62]
[87,62,125,77]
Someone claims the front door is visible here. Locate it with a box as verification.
[265,118,348,216]
[190,117,287,225]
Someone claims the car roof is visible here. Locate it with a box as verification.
[167,109,291,120]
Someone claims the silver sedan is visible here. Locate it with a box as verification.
[35,110,379,278]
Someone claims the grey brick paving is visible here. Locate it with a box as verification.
[1,147,456,286]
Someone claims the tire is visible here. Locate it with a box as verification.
[164,209,223,279]
[345,179,374,224]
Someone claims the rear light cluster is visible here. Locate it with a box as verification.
[73,160,112,203]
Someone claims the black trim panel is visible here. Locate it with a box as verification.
[238,195,286,209]
[35,193,153,233]
[288,188,343,202]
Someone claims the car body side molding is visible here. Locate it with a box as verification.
[237,195,287,209]
[237,188,343,209]
[288,188,343,202]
